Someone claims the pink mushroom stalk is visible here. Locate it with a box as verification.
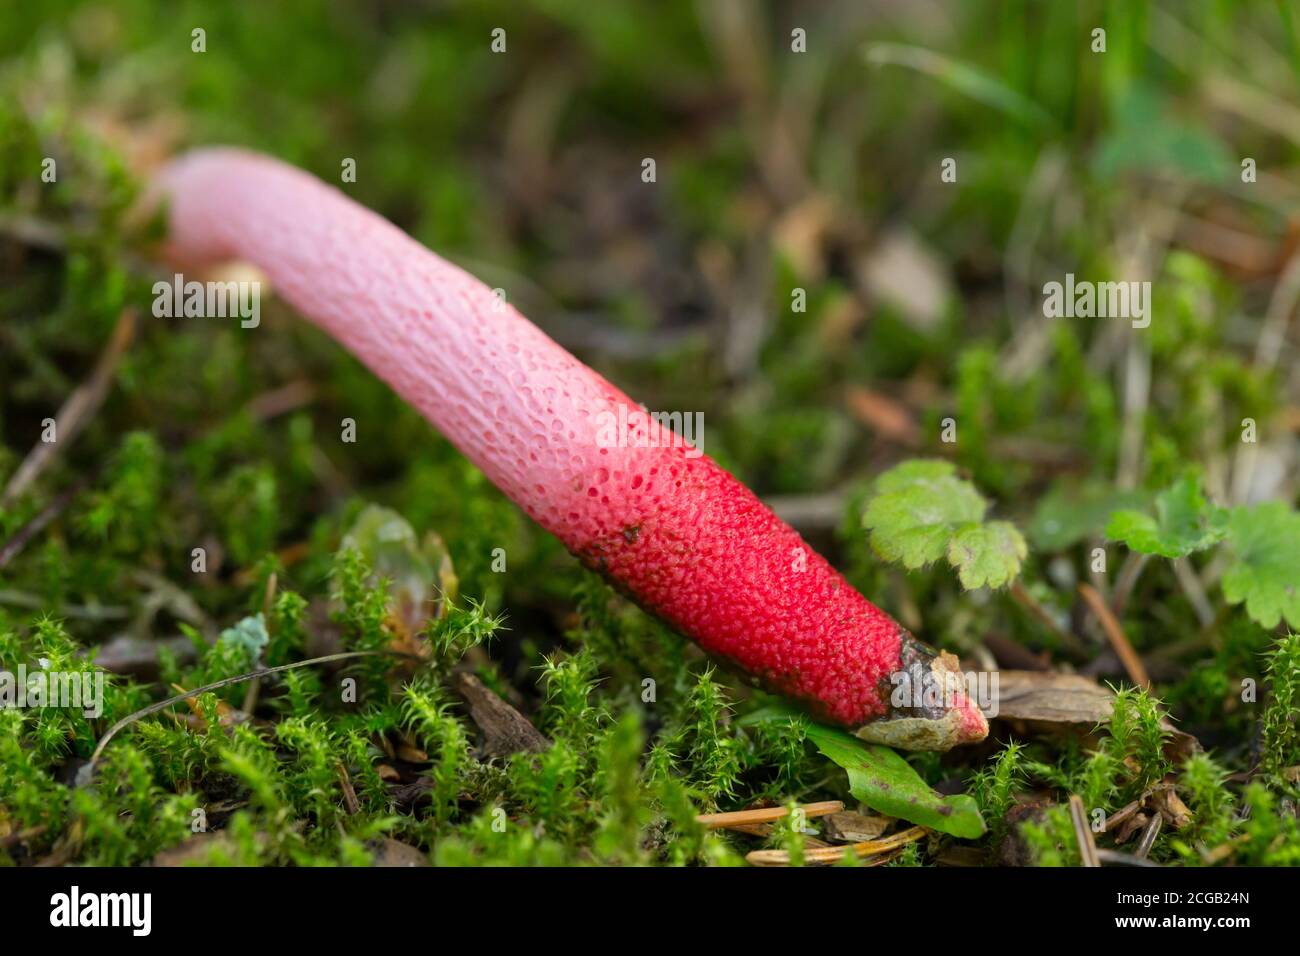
[156,148,988,751]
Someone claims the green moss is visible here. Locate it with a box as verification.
[1261,634,1300,780]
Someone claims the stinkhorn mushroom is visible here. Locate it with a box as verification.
[155,148,987,751]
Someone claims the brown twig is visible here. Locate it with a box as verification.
[844,386,920,447]
[696,800,843,831]
[1078,582,1151,690]
[745,824,925,867]
[245,380,317,420]
[336,761,361,816]
[1135,811,1162,859]
[1102,783,1177,834]
[1069,794,1101,867]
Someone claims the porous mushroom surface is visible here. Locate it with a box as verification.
[158,148,987,746]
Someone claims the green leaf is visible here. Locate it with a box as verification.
[1093,85,1234,184]
[865,43,1053,129]
[862,459,1024,590]
[1222,503,1300,630]
[874,458,960,493]
[862,460,986,568]
[1029,482,1151,551]
[948,521,1027,590]
[807,721,985,838]
[1105,474,1228,558]
[739,706,985,838]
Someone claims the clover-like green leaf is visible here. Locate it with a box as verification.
[947,521,1028,590]
[873,458,963,494]
[1221,502,1300,631]
[862,459,1024,590]
[862,460,987,569]
[1105,474,1227,558]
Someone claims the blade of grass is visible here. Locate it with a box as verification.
[864,42,1054,129]
[1277,0,1300,83]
